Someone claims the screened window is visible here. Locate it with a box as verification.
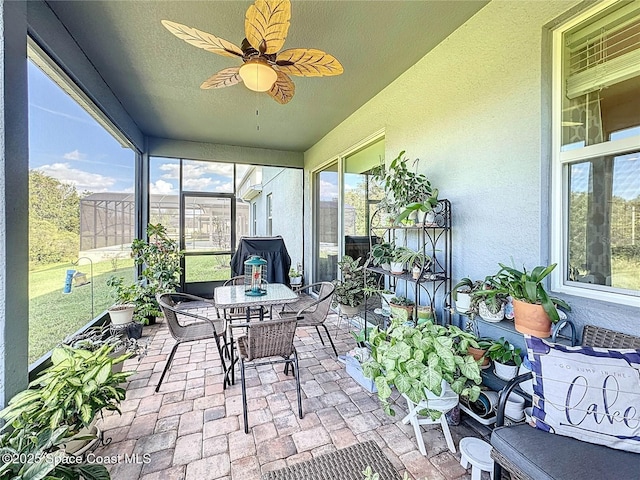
[552,2,640,304]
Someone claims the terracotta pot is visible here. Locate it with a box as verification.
[467,346,490,367]
[512,299,552,338]
[390,303,414,321]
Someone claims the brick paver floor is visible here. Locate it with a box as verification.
[94,310,492,480]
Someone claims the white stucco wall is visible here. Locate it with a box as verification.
[252,167,304,273]
[304,0,638,336]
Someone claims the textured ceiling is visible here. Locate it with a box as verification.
[47,1,487,152]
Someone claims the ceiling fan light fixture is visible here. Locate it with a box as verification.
[239,58,277,92]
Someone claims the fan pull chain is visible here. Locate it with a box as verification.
[255,91,260,131]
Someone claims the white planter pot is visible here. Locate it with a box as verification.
[494,361,519,381]
[478,301,504,322]
[504,393,526,421]
[380,292,395,314]
[339,304,360,316]
[390,262,405,274]
[64,423,100,456]
[290,276,302,286]
[454,292,472,313]
[416,210,427,225]
[108,304,135,325]
[424,211,436,225]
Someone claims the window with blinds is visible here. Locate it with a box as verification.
[561,2,640,149]
[553,1,640,303]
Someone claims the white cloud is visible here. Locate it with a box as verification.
[214,181,233,192]
[319,179,339,201]
[150,179,175,195]
[183,177,214,190]
[63,149,87,161]
[36,163,115,192]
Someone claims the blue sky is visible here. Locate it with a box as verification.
[29,60,237,195]
[28,61,135,193]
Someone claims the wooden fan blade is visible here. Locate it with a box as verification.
[200,67,242,89]
[162,20,243,58]
[245,0,291,55]
[276,48,344,77]
[266,70,295,104]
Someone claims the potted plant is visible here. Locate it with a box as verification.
[132,282,162,326]
[489,263,571,337]
[0,426,109,479]
[390,246,412,274]
[332,255,376,315]
[63,324,148,369]
[106,276,136,325]
[363,319,482,415]
[389,296,415,321]
[132,223,184,324]
[372,151,439,225]
[289,266,303,286]
[452,277,482,314]
[0,344,133,455]
[486,337,522,380]
[395,249,431,280]
[467,337,493,368]
[370,241,394,270]
[471,279,509,323]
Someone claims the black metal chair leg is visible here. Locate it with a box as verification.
[314,325,326,345]
[240,359,249,434]
[294,351,303,419]
[494,462,502,480]
[156,342,180,392]
[214,333,227,374]
[321,324,338,356]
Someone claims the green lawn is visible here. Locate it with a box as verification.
[29,259,135,363]
[28,255,232,364]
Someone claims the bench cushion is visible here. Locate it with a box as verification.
[491,424,640,480]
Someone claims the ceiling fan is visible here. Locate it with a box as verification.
[162,0,344,104]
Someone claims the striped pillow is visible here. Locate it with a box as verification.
[525,335,640,453]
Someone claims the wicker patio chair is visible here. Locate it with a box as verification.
[156,293,227,392]
[280,281,337,356]
[235,316,302,433]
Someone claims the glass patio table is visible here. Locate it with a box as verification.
[214,283,299,386]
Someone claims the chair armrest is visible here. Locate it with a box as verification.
[495,372,533,427]
[174,305,224,332]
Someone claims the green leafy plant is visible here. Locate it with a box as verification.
[395,249,431,270]
[486,337,522,367]
[363,319,482,415]
[288,267,302,278]
[486,263,571,322]
[130,223,184,323]
[0,426,110,480]
[332,256,377,307]
[106,276,137,305]
[63,325,147,360]
[372,151,439,224]
[131,223,183,291]
[452,277,483,301]
[389,296,415,306]
[0,345,133,435]
[370,241,395,267]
